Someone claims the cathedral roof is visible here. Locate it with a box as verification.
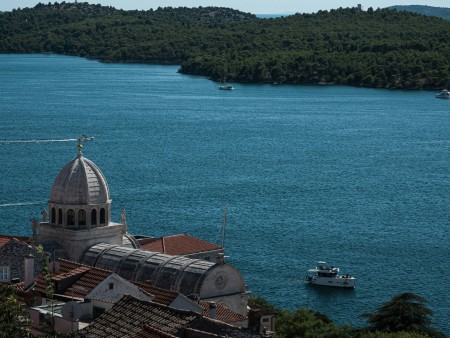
[82,243,246,299]
[49,153,110,205]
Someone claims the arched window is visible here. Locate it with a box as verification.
[91,209,97,225]
[100,208,106,224]
[51,207,56,225]
[58,209,63,225]
[79,209,86,226]
[67,209,75,226]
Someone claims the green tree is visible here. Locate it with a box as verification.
[0,285,32,338]
[37,244,56,336]
[275,308,353,338]
[360,293,446,337]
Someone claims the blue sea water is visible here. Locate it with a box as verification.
[0,54,449,334]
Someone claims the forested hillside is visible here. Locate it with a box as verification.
[389,5,450,21]
[1,2,450,89]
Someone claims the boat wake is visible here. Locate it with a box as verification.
[0,201,45,207]
[0,138,78,145]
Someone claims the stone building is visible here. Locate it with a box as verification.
[0,235,41,287]
[34,142,249,316]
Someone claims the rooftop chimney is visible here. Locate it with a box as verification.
[24,253,35,289]
[209,302,217,320]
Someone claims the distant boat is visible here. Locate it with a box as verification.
[219,84,234,90]
[78,135,94,142]
[435,89,450,99]
[218,66,234,91]
[306,261,356,288]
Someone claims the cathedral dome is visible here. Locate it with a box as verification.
[50,154,110,206]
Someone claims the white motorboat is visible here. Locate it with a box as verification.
[306,261,356,288]
[435,89,450,99]
[219,84,234,90]
[78,135,94,142]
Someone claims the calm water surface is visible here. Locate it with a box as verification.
[0,54,449,334]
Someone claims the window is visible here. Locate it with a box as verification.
[51,207,56,224]
[0,266,10,281]
[67,209,75,226]
[93,306,105,319]
[58,209,63,225]
[109,283,114,290]
[91,209,97,225]
[204,256,211,261]
[78,209,86,226]
[100,208,106,224]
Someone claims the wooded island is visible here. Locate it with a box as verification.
[1,2,450,89]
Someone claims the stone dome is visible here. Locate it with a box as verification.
[50,154,110,206]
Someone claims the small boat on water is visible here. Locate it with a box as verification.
[306,261,356,288]
[78,135,94,142]
[219,84,234,90]
[435,89,450,99]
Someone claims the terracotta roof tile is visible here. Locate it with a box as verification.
[78,295,198,338]
[0,281,40,305]
[78,295,259,338]
[199,301,247,323]
[132,324,177,338]
[0,234,30,247]
[34,259,111,297]
[0,236,11,247]
[138,234,222,256]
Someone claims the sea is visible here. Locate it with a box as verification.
[0,54,449,334]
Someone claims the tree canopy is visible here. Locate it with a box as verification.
[0,285,32,338]
[360,293,446,338]
[1,2,450,89]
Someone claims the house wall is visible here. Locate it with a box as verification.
[0,239,41,283]
[89,274,153,304]
[29,306,78,335]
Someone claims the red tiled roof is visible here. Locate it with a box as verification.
[138,234,222,256]
[78,295,198,337]
[0,234,31,247]
[34,259,111,297]
[0,281,40,305]
[78,295,257,338]
[199,301,247,323]
[0,236,11,247]
[65,269,111,298]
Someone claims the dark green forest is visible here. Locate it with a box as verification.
[388,5,450,21]
[1,2,450,89]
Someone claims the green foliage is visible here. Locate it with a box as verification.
[355,332,432,338]
[1,3,450,89]
[360,293,446,338]
[248,295,277,312]
[37,244,56,336]
[0,285,32,338]
[275,308,353,338]
[389,5,450,21]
